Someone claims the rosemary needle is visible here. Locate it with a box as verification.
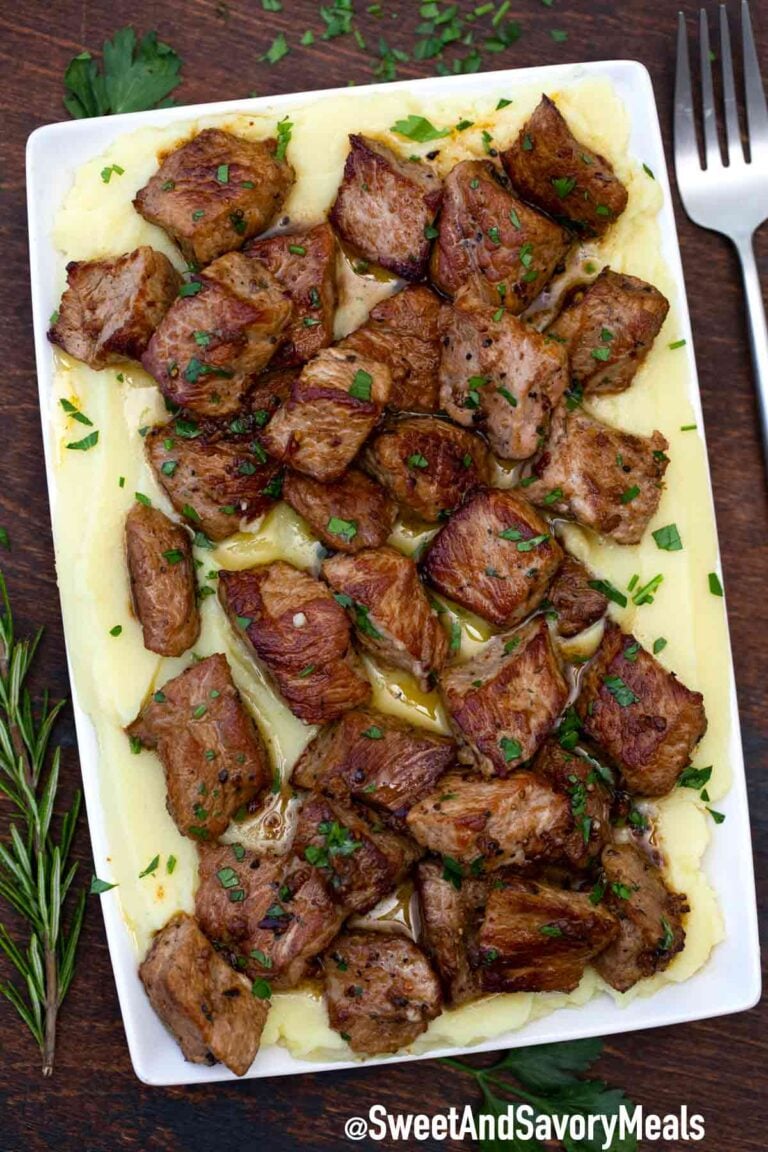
[0,570,85,1076]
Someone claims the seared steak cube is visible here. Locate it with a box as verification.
[415,858,488,1004]
[440,618,569,774]
[575,622,707,796]
[126,654,269,840]
[548,269,670,394]
[244,222,337,367]
[48,246,181,370]
[477,878,618,993]
[261,346,391,482]
[283,468,396,554]
[531,738,611,869]
[338,285,442,413]
[330,135,442,280]
[139,912,267,1076]
[361,416,490,523]
[134,128,294,266]
[142,254,291,416]
[422,488,563,627]
[196,843,344,988]
[322,547,448,693]
[430,159,570,312]
[406,769,571,871]
[218,562,371,725]
[438,301,569,461]
[501,96,628,237]
[293,793,420,914]
[594,843,688,992]
[292,707,455,819]
[324,930,442,1054]
[547,555,608,638]
[125,502,200,657]
[522,406,669,545]
[146,422,281,542]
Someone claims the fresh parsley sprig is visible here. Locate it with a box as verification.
[63,26,183,118]
[444,1038,638,1152]
[0,571,85,1076]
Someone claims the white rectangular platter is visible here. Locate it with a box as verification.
[26,59,761,1085]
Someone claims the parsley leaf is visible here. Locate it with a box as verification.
[63,27,183,118]
[390,114,451,142]
[444,1039,638,1152]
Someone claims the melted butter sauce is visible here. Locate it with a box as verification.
[50,77,728,1062]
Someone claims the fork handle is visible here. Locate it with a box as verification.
[734,235,768,467]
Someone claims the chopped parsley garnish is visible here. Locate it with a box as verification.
[390,114,450,142]
[275,116,293,161]
[653,637,668,655]
[603,675,639,707]
[363,726,384,740]
[349,369,373,400]
[708,571,724,597]
[109,624,122,637]
[551,175,576,198]
[260,32,289,63]
[678,765,712,790]
[499,736,522,762]
[138,855,160,878]
[652,523,683,552]
[66,430,99,451]
[327,516,358,541]
[539,924,563,937]
[407,453,429,469]
[587,579,627,608]
[668,338,687,350]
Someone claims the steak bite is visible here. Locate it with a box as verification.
[548,269,670,394]
[323,930,442,1054]
[261,346,391,482]
[292,707,455,820]
[522,406,669,545]
[330,134,442,281]
[48,246,181,370]
[406,769,572,871]
[439,618,569,775]
[338,285,442,413]
[134,128,294,266]
[293,793,420,914]
[247,365,298,426]
[429,159,570,312]
[139,912,268,1077]
[322,547,448,693]
[594,842,688,992]
[126,654,269,840]
[282,468,397,554]
[125,502,200,657]
[244,222,337,367]
[547,555,608,638]
[415,858,488,1004]
[218,562,371,725]
[477,878,618,993]
[422,488,563,627]
[438,301,569,461]
[575,622,707,797]
[145,423,281,542]
[142,254,291,417]
[501,95,629,237]
[531,738,611,869]
[361,416,490,523]
[196,843,344,988]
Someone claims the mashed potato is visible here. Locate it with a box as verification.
[50,77,726,1062]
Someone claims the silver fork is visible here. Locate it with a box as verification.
[675,1,768,463]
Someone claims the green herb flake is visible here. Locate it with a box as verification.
[652,523,683,552]
[349,369,373,401]
[708,572,724,597]
[390,114,451,143]
[138,855,160,879]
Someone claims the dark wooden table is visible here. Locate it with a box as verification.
[0,1,765,1149]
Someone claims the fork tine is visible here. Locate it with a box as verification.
[675,12,701,168]
[700,10,722,167]
[742,0,768,155]
[719,5,745,165]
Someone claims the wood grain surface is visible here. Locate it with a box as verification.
[0,1,765,1149]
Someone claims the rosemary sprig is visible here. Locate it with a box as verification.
[0,569,85,1076]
